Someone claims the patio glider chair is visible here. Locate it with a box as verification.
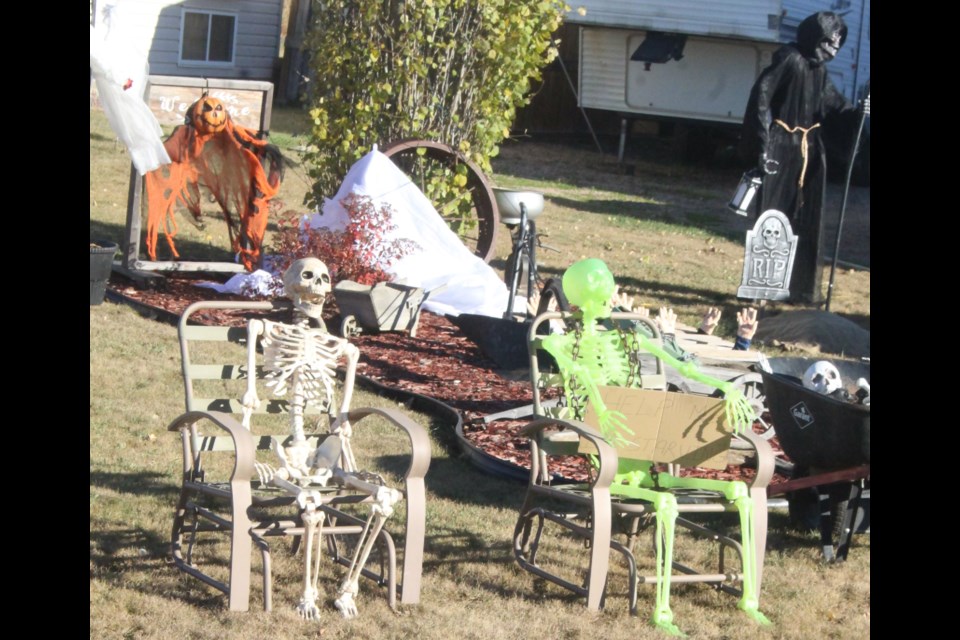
[168,299,429,614]
[513,310,775,635]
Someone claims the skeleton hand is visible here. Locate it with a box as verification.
[656,307,677,336]
[736,307,759,340]
[598,408,635,448]
[526,290,541,316]
[610,285,636,312]
[699,307,722,335]
[717,383,757,435]
[760,152,780,175]
[253,461,276,486]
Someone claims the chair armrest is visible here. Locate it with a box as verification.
[519,417,618,489]
[733,428,776,490]
[167,410,258,487]
[347,406,431,482]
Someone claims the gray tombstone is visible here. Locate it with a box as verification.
[737,209,798,301]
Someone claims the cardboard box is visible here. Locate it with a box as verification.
[581,386,733,469]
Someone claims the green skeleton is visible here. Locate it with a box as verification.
[540,258,769,636]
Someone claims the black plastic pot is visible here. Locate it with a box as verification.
[90,240,118,305]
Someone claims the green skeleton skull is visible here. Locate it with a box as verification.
[540,258,769,635]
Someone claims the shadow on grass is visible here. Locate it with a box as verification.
[90,218,237,265]
[373,453,524,511]
[90,514,228,609]
[91,470,179,497]
[548,195,746,244]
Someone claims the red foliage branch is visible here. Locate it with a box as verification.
[269,194,420,286]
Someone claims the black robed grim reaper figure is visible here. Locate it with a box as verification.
[740,11,859,304]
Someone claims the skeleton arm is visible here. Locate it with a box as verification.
[333,342,361,472]
[632,332,756,433]
[241,318,266,428]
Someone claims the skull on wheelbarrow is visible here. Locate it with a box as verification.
[802,360,842,395]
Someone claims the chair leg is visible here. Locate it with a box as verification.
[586,488,612,612]
[400,476,426,605]
[227,486,254,612]
[251,533,273,612]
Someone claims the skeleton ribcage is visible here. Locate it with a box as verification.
[261,322,342,407]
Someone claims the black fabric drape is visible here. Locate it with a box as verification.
[740,12,857,303]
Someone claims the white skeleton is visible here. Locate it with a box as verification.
[240,257,402,621]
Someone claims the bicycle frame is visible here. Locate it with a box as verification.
[504,204,538,319]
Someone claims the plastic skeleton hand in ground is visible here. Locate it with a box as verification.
[241,257,398,620]
[540,258,768,635]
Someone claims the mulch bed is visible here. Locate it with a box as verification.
[107,271,791,485]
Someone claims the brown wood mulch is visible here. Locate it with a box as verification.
[106,271,790,486]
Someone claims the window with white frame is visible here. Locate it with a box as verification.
[180,9,236,65]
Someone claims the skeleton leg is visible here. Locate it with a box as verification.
[296,499,326,621]
[265,472,330,621]
[333,479,402,619]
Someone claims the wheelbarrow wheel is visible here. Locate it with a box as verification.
[381,139,499,263]
[715,372,776,445]
[535,277,570,316]
[340,315,361,338]
[533,277,570,337]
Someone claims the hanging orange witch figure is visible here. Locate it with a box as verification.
[143,94,284,270]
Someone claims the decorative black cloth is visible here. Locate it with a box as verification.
[740,12,858,304]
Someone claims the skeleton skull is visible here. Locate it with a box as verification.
[802,361,842,395]
[819,29,843,61]
[761,219,783,250]
[283,258,331,319]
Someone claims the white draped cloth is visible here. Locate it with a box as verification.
[308,148,510,318]
[90,2,171,175]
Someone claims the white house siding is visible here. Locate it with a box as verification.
[92,0,282,81]
[567,0,783,43]
[781,0,870,102]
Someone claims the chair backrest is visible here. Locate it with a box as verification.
[177,300,336,430]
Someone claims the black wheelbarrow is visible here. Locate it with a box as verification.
[761,357,870,562]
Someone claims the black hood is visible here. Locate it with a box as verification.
[796,12,847,64]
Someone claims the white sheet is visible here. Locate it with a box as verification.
[90,2,171,175]
[308,147,511,318]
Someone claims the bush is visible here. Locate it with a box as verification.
[301,0,568,209]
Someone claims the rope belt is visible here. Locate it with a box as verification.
[773,120,821,189]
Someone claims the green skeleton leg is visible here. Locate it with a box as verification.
[650,492,683,637]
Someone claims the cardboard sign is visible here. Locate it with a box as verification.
[581,386,733,469]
